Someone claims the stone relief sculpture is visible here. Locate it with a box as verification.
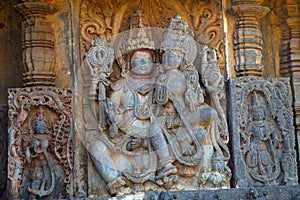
[153,14,230,188]
[244,93,281,183]
[7,87,73,199]
[85,10,230,196]
[198,44,228,138]
[24,108,56,199]
[233,77,298,186]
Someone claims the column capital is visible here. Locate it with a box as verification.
[232,0,265,5]
[14,1,57,20]
[276,1,300,17]
[232,5,270,19]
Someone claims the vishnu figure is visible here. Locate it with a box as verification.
[88,47,177,195]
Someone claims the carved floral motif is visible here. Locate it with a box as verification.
[80,0,224,69]
[7,87,73,199]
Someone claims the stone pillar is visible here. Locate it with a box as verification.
[276,0,300,182]
[14,1,57,86]
[276,1,300,77]
[6,2,74,199]
[228,0,298,188]
[232,0,269,76]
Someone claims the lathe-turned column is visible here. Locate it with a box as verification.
[14,1,57,86]
[228,0,298,188]
[232,0,269,76]
[276,0,300,182]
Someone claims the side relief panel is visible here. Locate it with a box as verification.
[230,77,298,187]
[7,87,73,199]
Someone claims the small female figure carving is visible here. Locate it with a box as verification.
[245,93,281,184]
[25,109,55,199]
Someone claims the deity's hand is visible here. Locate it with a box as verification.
[41,140,49,151]
[109,123,119,139]
[131,137,141,149]
[166,118,181,129]
[127,137,144,151]
[166,119,172,129]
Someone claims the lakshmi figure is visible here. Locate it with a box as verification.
[88,11,177,195]
[154,15,230,180]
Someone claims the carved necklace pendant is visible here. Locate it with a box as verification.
[154,74,169,105]
[133,91,153,120]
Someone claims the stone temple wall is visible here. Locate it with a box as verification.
[0,0,300,199]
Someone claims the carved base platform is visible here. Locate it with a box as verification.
[77,185,300,199]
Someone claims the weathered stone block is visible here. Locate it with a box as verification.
[229,76,298,187]
[7,87,73,199]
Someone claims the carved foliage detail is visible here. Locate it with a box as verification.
[80,0,224,68]
[7,87,73,199]
[235,77,298,185]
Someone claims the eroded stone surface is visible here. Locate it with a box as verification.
[83,11,230,197]
[229,77,298,187]
[1,0,300,199]
[7,87,73,199]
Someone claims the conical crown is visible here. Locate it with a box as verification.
[160,14,197,65]
[120,9,155,55]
